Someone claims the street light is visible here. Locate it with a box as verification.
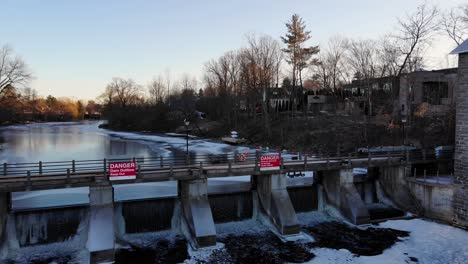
[184,119,190,164]
[401,118,407,145]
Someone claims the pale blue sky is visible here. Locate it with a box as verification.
[1,0,465,100]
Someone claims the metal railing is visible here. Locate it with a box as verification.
[1,148,454,178]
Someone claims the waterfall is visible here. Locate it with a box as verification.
[288,185,319,212]
[121,198,176,233]
[209,192,253,223]
[13,206,88,247]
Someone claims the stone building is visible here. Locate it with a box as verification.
[451,39,468,228]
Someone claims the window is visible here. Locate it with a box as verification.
[422,81,448,105]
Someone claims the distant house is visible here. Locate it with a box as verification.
[341,68,457,119]
[399,68,457,120]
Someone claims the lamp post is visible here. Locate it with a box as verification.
[184,119,190,164]
[402,117,407,145]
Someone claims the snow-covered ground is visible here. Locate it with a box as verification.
[307,218,468,264]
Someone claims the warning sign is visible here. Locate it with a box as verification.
[109,162,137,180]
[260,155,281,171]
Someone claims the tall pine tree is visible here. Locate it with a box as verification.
[281,14,319,112]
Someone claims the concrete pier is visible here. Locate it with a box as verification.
[256,174,300,235]
[0,193,9,247]
[87,184,115,263]
[321,169,370,225]
[179,178,216,247]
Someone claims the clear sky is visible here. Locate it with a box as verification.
[1,0,465,100]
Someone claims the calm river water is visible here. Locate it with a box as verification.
[0,121,254,209]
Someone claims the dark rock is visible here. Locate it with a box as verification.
[303,221,410,256]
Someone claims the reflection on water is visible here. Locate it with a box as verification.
[0,121,159,163]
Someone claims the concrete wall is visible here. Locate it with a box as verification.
[379,165,423,214]
[454,52,468,228]
[407,178,454,222]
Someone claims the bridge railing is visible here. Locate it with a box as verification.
[1,148,454,178]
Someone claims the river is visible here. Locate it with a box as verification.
[0,121,253,210]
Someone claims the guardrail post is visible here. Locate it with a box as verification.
[326,154,330,168]
[424,169,427,181]
[228,160,232,174]
[304,155,307,171]
[27,171,31,190]
[72,160,76,173]
[3,163,6,176]
[199,162,203,175]
[66,169,71,186]
[281,157,284,170]
[39,161,42,175]
[132,157,136,163]
[406,150,410,163]
[170,165,173,177]
[137,165,141,179]
[103,159,107,176]
[255,152,259,171]
[437,169,439,184]
[368,152,371,166]
[422,149,426,161]
[347,153,351,167]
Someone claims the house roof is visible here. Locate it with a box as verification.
[450,39,468,54]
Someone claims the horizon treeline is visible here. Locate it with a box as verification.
[1,2,467,136]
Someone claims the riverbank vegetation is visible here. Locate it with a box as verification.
[0,46,102,124]
[99,3,458,151]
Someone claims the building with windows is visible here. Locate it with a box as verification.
[399,68,457,121]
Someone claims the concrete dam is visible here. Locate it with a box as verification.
[0,149,455,263]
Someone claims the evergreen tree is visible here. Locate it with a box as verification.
[281,14,319,88]
[281,14,319,113]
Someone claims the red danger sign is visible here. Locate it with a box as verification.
[260,155,281,171]
[109,162,136,180]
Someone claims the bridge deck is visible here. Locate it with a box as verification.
[0,149,452,192]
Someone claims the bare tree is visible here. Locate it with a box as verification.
[165,68,172,99]
[102,77,142,108]
[205,50,240,97]
[241,34,282,139]
[178,73,198,92]
[442,5,468,46]
[395,2,439,76]
[0,45,32,96]
[148,75,166,104]
[346,39,382,115]
[378,36,400,77]
[314,36,349,94]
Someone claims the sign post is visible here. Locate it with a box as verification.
[260,154,281,171]
[109,162,137,181]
